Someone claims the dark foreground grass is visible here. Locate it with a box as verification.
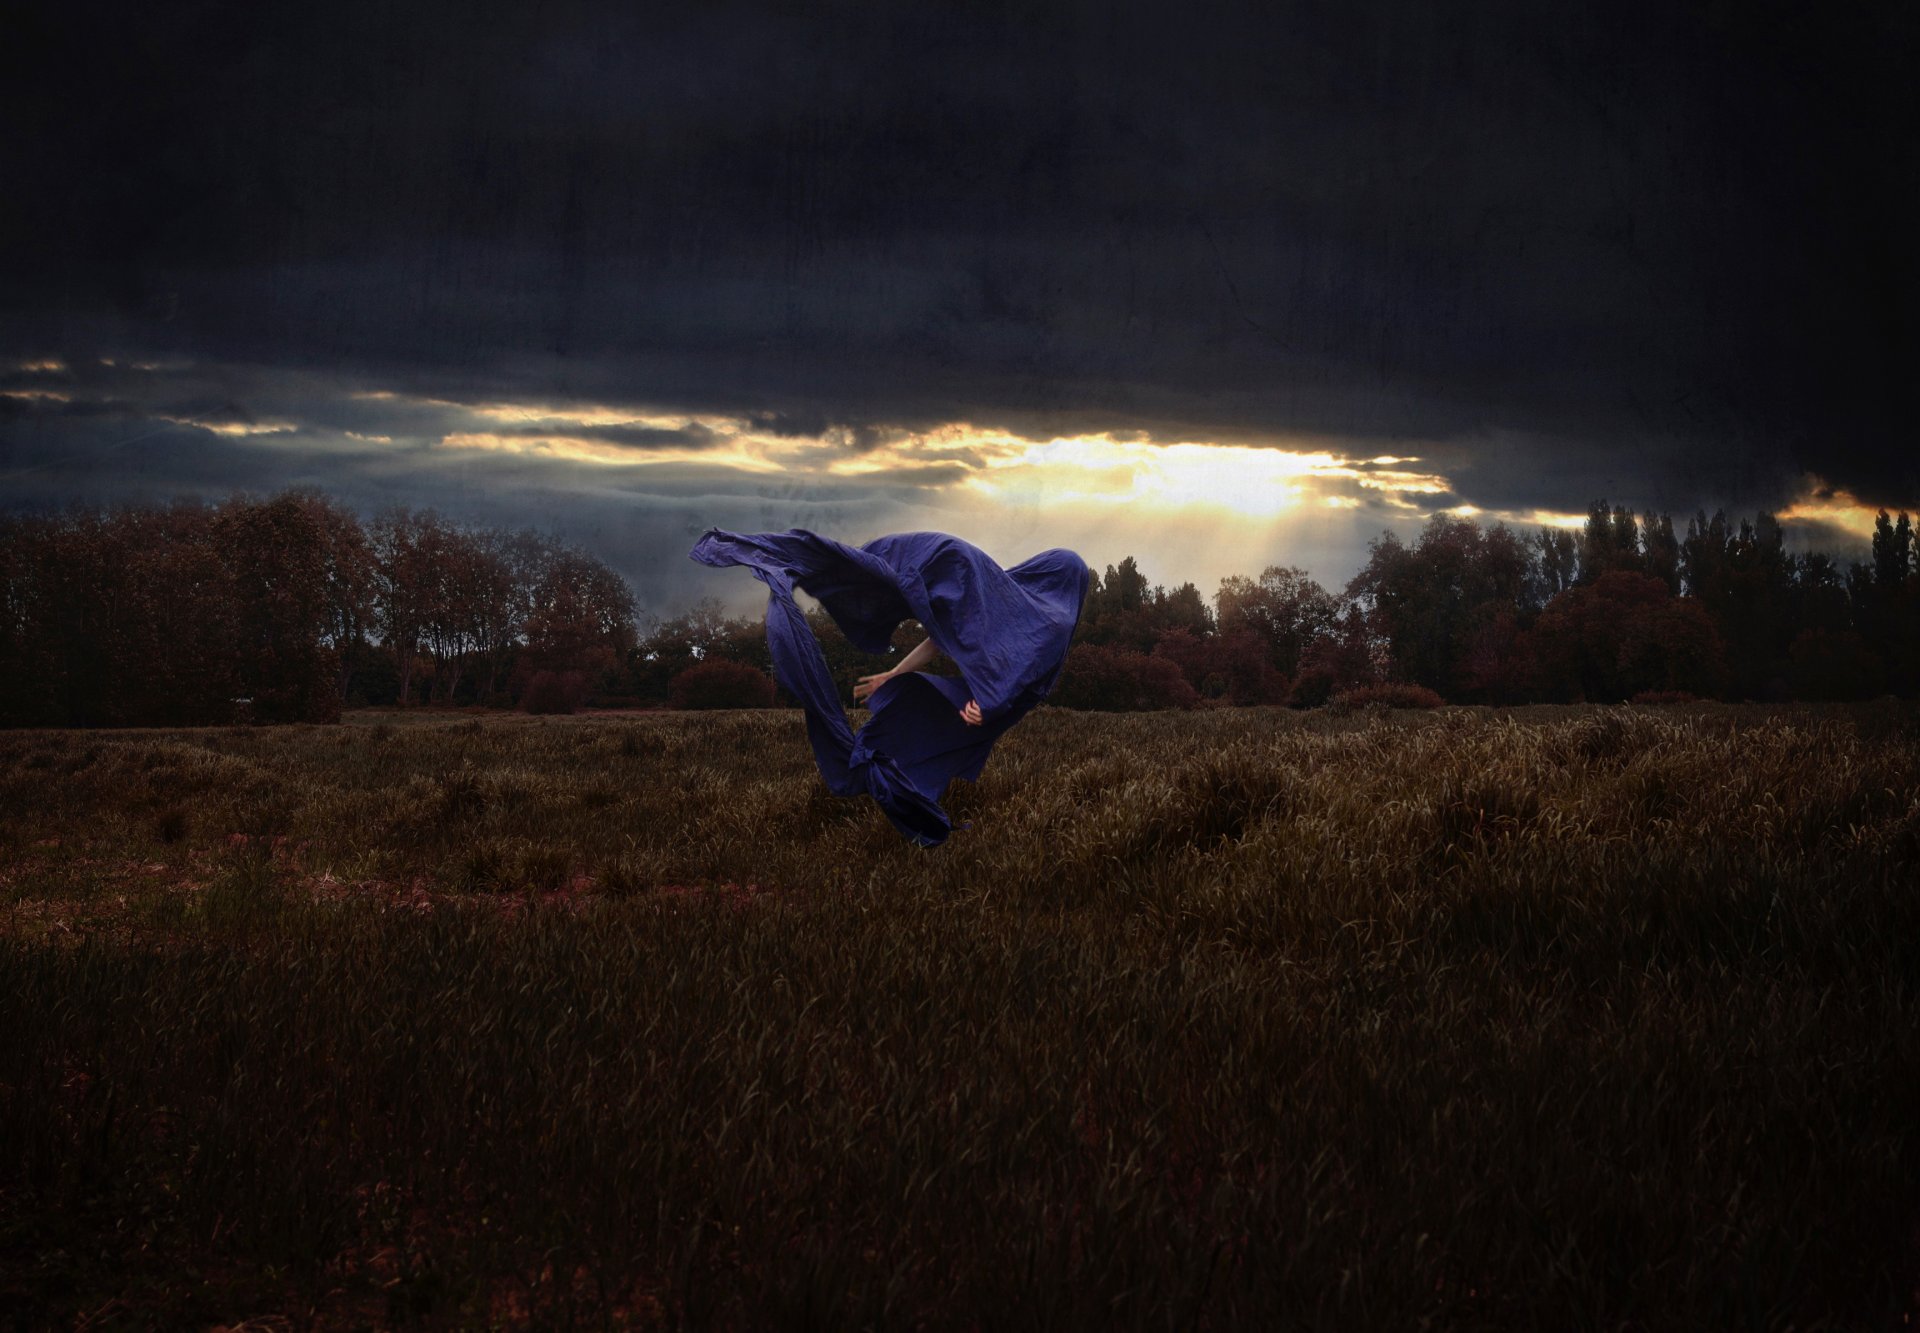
[2,703,1919,1329]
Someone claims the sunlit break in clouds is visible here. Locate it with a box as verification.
[0,353,1898,614]
[957,437,1449,519]
[385,395,1469,522]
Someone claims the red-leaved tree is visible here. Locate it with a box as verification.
[1530,571,1728,702]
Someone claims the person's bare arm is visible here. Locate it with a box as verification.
[853,636,939,702]
[893,637,940,676]
[852,637,984,724]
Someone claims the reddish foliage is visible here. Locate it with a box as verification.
[1151,628,1289,705]
[1330,682,1445,710]
[521,669,590,715]
[668,658,777,709]
[1460,607,1540,703]
[1050,643,1199,711]
[1290,613,1381,707]
[1214,566,1338,677]
[1530,571,1729,703]
[1346,517,1530,697]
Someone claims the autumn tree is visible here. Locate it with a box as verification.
[460,527,523,703]
[523,547,638,688]
[411,515,473,705]
[1290,605,1385,705]
[1,491,648,723]
[1529,571,1728,702]
[293,491,376,701]
[1077,557,1213,651]
[212,493,341,723]
[0,503,241,726]
[370,507,435,706]
[1214,565,1337,679]
[1347,516,1529,698]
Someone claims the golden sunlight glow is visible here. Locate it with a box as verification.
[292,387,1519,530]
[16,359,66,373]
[437,431,786,473]
[1512,509,1589,530]
[1349,468,1450,495]
[437,400,839,472]
[964,438,1308,515]
[1,388,72,402]
[1778,482,1886,538]
[211,421,298,437]
[465,400,742,433]
[826,424,1024,477]
[165,418,299,437]
[833,427,1461,519]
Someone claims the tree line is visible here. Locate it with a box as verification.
[1048,503,1919,709]
[5,491,1917,726]
[637,501,1920,712]
[0,492,638,726]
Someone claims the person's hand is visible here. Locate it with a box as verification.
[959,699,983,726]
[853,670,893,704]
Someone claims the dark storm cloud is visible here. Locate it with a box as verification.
[491,422,722,451]
[0,394,142,421]
[747,412,834,440]
[2,0,1915,519]
[0,368,76,392]
[1421,426,1807,519]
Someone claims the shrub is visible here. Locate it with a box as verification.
[668,659,776,710]
[1329,682,1445,710]
[1290,619,1380,707]
[1051,643,1198,711]
[1630,690,1699,705]
[1152,629,1288,705]
[521,669,589,715]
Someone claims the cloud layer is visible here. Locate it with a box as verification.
[2,0,1914,608]
[0,356,1883,618]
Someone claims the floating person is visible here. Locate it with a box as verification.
[689,529,1090,846]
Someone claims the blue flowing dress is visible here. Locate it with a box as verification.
[688,529,1089,845]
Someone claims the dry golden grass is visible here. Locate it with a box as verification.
[2,702,1918,1329]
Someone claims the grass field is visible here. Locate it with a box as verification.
[3,702,1919,1330]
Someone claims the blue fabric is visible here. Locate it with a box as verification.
[688,529,1089,845]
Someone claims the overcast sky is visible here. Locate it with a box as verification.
[3,0,1914,615]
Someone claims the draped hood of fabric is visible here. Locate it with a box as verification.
[688,529,1090,846]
